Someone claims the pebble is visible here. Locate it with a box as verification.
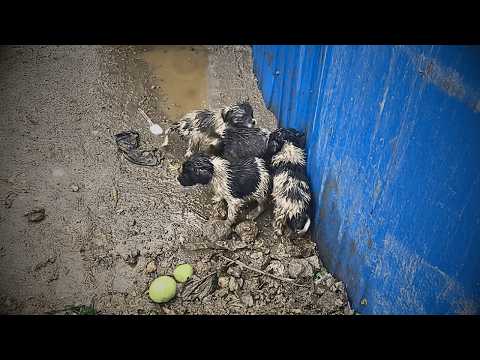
[227,266,241,278]
[265,260,285,277]
[250,251,263,260]
[145,261,156,274]
[305,255,321,270]
[228,277,238,292]
[240,293,254,307]
[288,260,304,279]
[71,184,80,192]
[218,276,229,289]
[234,220,259,243]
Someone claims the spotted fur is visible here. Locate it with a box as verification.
[162,102,256,158]
[269,130,312,237]
[178,153,270,226]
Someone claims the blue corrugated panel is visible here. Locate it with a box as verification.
[252,45,480,314]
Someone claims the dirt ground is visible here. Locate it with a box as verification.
[0,45,352,315]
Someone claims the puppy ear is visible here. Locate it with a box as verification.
[296,134,307,149]
[267,137,283,156]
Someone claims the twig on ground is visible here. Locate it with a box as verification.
[217,255,309,288]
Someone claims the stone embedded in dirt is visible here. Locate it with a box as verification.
[24,208,45,222]
[265,260,286,277]
[333,281,345,293]
[218,276,229,288]
[122,249,140,266]
[305,255,321,271]
[204,219,233,242]
[145,261,156,274]
[71,184,80,192]
[227,266,242,278]
[234,220,258,243]
[288,259,305,279]
[240,292,254,307]
[250,251,263,260]
[228,277,238,292]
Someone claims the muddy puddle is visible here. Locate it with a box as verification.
[142,45,209,121]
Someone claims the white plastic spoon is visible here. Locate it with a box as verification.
[138,108,163,135]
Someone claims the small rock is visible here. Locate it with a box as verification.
[234,220,258,243]
[227,266,241,278]
[240,293,254,307]
[205,219,233,242]
[71,184,79,192]
[145,261,156,274]
[24,208,45,222]
[334,281,344,292]
[335,298,344,307]
[250,251,263,260]
[288,259,304,279]
[265,260,285,277]
[228,277,238,292]
[215,288,229,298]
[305,255,321,270]
[218,276,229,289]
[314,285,326,296]
[163,307,175,315]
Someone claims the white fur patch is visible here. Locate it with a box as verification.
[271,142,306,167]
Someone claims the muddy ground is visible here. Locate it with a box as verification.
[0,45,352,315]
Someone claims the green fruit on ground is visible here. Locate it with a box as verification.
[173,264,194,283]
[148,276,177,303]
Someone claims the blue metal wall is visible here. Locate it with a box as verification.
[252,45,480,315]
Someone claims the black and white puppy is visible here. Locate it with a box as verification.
[177,153,270,226]
[216,126,272,162]
[267,128,312,237]
[162,102,256,158]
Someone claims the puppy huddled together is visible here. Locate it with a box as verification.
[163,101,313,238]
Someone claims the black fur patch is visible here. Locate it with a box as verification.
[222,102,255,129]
[285,183,310,203]
[219,127,269,162]
[229,158,261,199]
[177,153,214,186]
[271,162,309,183]
[268,127,306,152]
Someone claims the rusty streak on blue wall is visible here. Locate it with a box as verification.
[252,45,480,314]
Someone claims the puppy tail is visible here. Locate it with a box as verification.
[161,122,181,147]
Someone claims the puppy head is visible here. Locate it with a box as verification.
[221,101,256,128]
[177,153,214,186]
[267,127,306,156]
[287,213,311,236]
